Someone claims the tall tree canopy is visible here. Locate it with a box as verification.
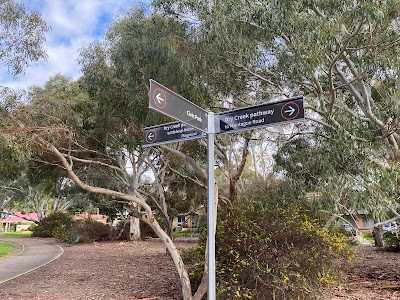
[0,0,49,76]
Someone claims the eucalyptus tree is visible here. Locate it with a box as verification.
[0,10,212,299]
[0,0,49,77]
[155,0,400,221]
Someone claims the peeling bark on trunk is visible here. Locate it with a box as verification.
[373,225,384,248]
[129,214,141,241]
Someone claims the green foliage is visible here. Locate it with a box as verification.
[384,234,400,252]
[32,211,111,243]
[28,223,37,232]
[52,226,74,242]
[0,134,30,180]
[0,0,49,76]
[73,220,111,243]
[31,211,75,238]
[183,199,352,300]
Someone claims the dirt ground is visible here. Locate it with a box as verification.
[320,244,400,300]
[0,239,399,300]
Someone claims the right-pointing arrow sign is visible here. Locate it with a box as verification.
[284,105,296,116]
[217,97,304,134]
[281,101,301,120]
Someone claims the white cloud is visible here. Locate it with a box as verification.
[1,0,145,90]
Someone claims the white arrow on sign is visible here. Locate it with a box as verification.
[284,106,296,116]
[156,93,165,105]
[147,132,155,141]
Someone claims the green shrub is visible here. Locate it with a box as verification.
[53,226,74,242]
[74,220,111,243]
[31,212,111,243]
[31,212,75,238]
[183,200,352,300]
[28,223,38,232]
[111,221,159,240]
[384,234,400,251]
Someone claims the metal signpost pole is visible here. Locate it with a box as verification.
[207,112,216,300]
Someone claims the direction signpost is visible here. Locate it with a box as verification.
[217,97,304,134]
[150,80,209,132]
[146,79,304,300]
[143,122,206,147]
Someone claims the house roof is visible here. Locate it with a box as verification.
[72,212,107,222]
[0,212,38,223]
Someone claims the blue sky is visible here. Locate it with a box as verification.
[1,0,150,90]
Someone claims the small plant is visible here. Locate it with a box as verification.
[29,223,38,232]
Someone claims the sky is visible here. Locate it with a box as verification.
[1,0,150,90]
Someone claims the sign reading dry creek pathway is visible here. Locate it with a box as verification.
[217,97,304,134]
[143,121,206,147]
[149,80,208,132]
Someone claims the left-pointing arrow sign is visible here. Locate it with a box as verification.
[156,93,164,105]
[145,130,157,144]
[149,80,209,132]
[143,121,206,147]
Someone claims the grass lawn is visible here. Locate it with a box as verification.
[0,231,32,237]
[362,233,375,244]
[172,231,200,237]
[0,242,13,256]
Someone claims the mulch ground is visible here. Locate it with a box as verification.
[0,239,399,300]
[1,239,184,300]
[320,244,400,300]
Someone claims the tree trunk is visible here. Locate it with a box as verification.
[46,141,193,299]
[128,202,141,241]
[129,214,141,241]
[373,225,384,247]
[229,178,238,203]
[144,216,192,300]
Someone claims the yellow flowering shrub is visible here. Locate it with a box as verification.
[182,199,352,299]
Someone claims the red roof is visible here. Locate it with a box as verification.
[0,212,38,223]
[72,212,107,222]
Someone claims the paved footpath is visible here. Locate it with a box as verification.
[0,237,63,284]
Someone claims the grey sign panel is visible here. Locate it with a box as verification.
[217,97,304,134]
[149,80,209,132]
[143,121,206,147]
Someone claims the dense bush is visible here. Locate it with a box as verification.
[110,221,158,240]
[74,220,111,243]
[32,212,111,243]
[384,234,400,251]
[31,212,75,238]
[183,199,352,300]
